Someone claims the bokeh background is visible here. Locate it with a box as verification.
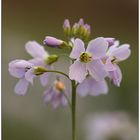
[2,0,138,140]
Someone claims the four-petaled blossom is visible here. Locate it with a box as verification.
[43,78,68,108]
[69,37,108,83]
[25,41,51,87]
[77,76,108,96]
[105,41,131,86]
[8,59,35,95]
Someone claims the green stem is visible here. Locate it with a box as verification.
[43,70,69,79]
[71,80,76,140]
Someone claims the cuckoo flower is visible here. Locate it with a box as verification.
[104,41,131,86]
[43,78,68,108]
[77,76,108,96]
[8,59,35,95]
[25,41,52,86]
[69,37,108,83]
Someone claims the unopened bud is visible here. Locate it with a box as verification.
[43,36,64,48]
[63,19,71,36]
[45,54,59,65]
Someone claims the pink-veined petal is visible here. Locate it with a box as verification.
[70,39,85,59]
[87,59,108,81]
[14,78,29,95]
[25,41,48,59]
[86,37,108,59]
[69,60,87,83]
[111,44,131,61]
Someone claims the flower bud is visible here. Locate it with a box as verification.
[43,36,64,48]
[45,54,59,65]
[63,19,71,36]
[78,18,84,26]
[105,38,115,47]
[33,66,47,75]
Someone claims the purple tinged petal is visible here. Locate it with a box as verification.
[105,38,115,47]
[28,58,45,66]
[25,68,35,84]
[88,78,108,96]
[40,73,50,87]
[107,41,120,55]
[86,37,108,59]
[70,38,85,59]
[87,59,108,81]
[14,60,33,69]
[25,41,48,59]
[43,36,63,47]
[77,78,90,96]
[44,87,54,103]
[109,65,122,87]
[111,44,131,61]
[8,59,33,78]
[105,58,117,71]
[69,60,87,83]
[14,78,29,95]
[61,95,68,106]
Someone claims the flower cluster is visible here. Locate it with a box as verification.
[8,19,131,108]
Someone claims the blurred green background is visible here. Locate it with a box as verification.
[2,0,138,140]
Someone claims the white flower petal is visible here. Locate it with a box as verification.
[69,60,87,83]
[70,39,85,59]
[111,44,131,61]
[14,78,29,95]
[87,59,108,81]
[86,37,108,59]
[25,41,48,59]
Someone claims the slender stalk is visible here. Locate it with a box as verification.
[71,80,76,140]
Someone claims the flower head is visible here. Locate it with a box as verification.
[69,38,108,83]
[43,78,68,108]
[25,41,58,87]
[8,59,35,95]
[104,41,131,86]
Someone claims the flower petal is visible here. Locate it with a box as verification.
[14,78,29,95]
[25,68,35,84]
[70,39,85,59]
[111,44,131,61]
[25,41,48,59]
[77,78,90,96]
[40,73,50,87]
[86,37,108,59]
[109,65,122,87]
[88,78,108,96]
[43,87,54,103]
[87,60,108,81]
[105,58,117,71]
[69,60,87,83]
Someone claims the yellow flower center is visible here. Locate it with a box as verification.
[79,52,92,63]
